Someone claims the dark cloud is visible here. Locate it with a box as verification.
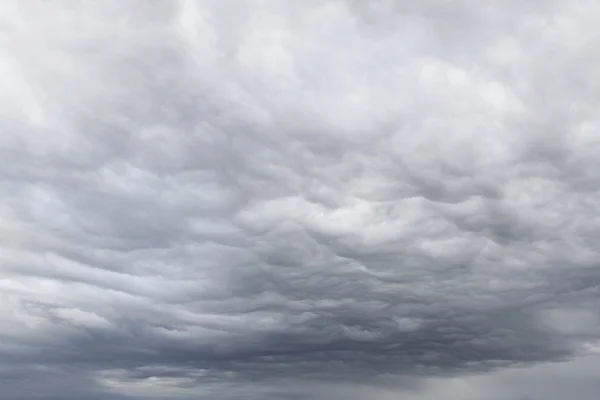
[2,0,600,398]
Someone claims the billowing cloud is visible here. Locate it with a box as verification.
[2,0,600,399]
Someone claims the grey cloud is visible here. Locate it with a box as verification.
[2,0,600,399]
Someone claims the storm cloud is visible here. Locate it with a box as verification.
[2,0,600,399]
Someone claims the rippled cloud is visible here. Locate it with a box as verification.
[2,1,600,399]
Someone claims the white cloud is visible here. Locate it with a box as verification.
[2,0,600,399]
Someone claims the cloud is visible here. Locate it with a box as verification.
[2,0,600,398]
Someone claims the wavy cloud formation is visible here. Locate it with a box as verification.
[2,1,600,399]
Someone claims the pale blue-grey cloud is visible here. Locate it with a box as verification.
[2,1,600,399]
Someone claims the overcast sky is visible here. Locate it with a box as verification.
[2,1,600,399]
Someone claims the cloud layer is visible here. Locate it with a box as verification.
[2,0,600,398]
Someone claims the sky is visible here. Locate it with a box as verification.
[1,0,600,399]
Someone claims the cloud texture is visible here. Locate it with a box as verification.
[2,0,600,398]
